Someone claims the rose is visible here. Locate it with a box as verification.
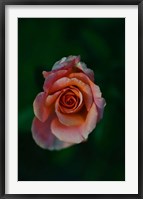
[31,56,106,150]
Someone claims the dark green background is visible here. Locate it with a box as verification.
[18,18,125,181]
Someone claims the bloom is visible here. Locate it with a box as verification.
[31,56,106,150]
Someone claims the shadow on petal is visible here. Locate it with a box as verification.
[31,116,73,150]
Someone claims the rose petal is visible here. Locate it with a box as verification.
[51,103,98,143]
[54,56,92,78]
[69,72,101,97]
[52,57,67,70]
[83,68,94,82]
[76,62,94,81]
[33,90,61,123]
[33,92,49,122]
[68,72,106,118]
[42,71,51,79]
[43,70,68,93]
[95,97,106,120]
[32,117,73,150]
[46,91,61,106]
[52,56,80,70]
[59,86,83,114]
[49,77,93,111]
[89,83,106,120]
[90,83,102,98]
[81,103,98,139]
[56,111,85,126]
[55,96,86,126]
[51,118,85,143]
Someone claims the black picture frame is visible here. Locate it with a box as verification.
[0,0,143,198]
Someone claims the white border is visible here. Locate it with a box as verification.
[5,5,138,194]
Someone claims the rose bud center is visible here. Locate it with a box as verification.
[59,87,83,114]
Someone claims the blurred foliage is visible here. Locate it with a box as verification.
[18,18,125,181]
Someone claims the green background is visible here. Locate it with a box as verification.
[18,18,125,181]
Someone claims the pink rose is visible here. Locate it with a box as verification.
[31,56,106,150]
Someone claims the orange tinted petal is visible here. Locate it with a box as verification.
[69,72,101,97]
[68,72,106,119]
[50,77,93,111]
[81,103,98,139]
[46,91,61,106]
[59,87,83,114]
[51,117,85,143]
[33,90,61,123]
[43,70,68,93]
[55,94,86,126]
[51,103,98,143]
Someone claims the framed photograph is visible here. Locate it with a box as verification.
[0,0,142,198]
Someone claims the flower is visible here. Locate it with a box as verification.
[31,56,106,150]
